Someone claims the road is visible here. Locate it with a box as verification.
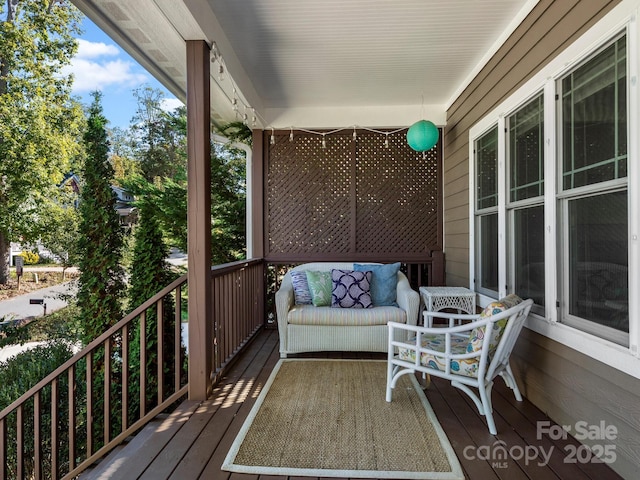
[0,281,77,322]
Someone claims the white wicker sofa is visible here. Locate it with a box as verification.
[275,262,420,358]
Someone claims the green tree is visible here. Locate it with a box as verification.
[0,0,84,284]
[127,199,178,419]
[40,185,80,279]
[109,126,140,185]
[76,91,125,344]
[131,85,185,181]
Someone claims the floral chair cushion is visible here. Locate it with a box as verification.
[466,294,523,354]
[398,334,481,378]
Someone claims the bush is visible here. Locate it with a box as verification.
[0,342,75,410]
[0,342,76,479]
[37,253,56,265]
[20,251,40,265]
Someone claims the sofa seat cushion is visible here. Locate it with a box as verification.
[287,305,406,326]
[397,334,480,378]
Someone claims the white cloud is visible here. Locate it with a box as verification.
[161,98,184,112]
[76,38,119,59]
[64,39,148,93]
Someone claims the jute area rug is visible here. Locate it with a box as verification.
[222,359,464,479]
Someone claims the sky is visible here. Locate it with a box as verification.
[63,16,184,130]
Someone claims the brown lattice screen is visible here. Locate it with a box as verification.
[265,128,442,262]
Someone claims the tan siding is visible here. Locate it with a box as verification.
[443,0,621,284]
[512,330,640,478]
[443,205,468,226]
[442,1,637,477]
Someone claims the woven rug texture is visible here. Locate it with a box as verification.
[222,359,464,479]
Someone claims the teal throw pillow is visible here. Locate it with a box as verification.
[354,262,401,306]
[305,270,332,306]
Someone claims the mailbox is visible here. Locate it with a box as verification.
[30,299,44,305]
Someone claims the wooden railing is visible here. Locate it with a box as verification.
[0,259,267,479]
[0,274,189,479]
[210,259,265,383]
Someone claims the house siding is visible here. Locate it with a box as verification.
[442,0,638,477]
[512,330,640,478]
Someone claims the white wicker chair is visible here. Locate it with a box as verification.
[386,295,533,435]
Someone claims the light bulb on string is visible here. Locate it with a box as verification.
[384,133,389,148]
[321,133,326,149]
[270,128,275,145]
[251,108,257,127]
[289,127,294,142]
[352,127,357,141]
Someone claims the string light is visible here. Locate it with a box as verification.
[208,40,436,146]
[265,126,413,148]
[232,88,238,113]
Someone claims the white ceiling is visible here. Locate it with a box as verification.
[72,0,537,128]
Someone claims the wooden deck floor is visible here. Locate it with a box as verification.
[82,328,623,480]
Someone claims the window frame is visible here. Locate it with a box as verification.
[505,93,546,316]
[555,33,629,345]
[467,1,640,378]
[473,126,500,298]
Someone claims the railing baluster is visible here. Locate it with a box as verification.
[86,352,93,457]
[0,417,6,480]
[51,378,58,479]
[122,324,129,433]
[68,365,75,471]
[104,338,112,444]
[140,311,147,417]
[175,285,182,393]
[34,391,41,480]
[16,404,23,479]
[157,298,165,404]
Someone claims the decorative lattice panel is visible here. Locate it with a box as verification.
[355,130,440,253]
[265,129,441,258]
[268,133,353,254]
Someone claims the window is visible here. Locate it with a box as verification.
[559,35,628,343]
[468,4,639,374]
[474,127,499,296]
[561,36,627,190]
[507,95,545,312]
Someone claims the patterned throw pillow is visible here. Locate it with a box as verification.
[331,269,373,309]
[305,270,333,306]
[354,262,400,306]
[467,294,523,354]
[290,270,312,305]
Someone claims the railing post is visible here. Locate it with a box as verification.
[186,39,213,401]
[432,251,445,286]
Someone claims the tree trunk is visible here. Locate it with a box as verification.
[0,230,10,285]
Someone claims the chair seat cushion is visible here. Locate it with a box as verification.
[287,304,406,326]
[397,334,480,378]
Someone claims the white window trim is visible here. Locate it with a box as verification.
[468,0,640,378]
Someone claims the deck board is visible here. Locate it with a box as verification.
[86,328,623,480]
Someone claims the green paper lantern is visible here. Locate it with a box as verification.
[406,120,439,152]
